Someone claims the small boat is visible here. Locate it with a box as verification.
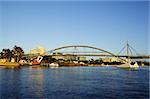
[118,61,139,69]
[28,56,44,68]
[30,56,43,65]
[19,60,28,66]
[37,63,59,68]
[48,63,59,68]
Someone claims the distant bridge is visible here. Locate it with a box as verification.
[46,45,149,59]
[47,45,116,56]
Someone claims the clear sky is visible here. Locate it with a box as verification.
[0,0,149,55]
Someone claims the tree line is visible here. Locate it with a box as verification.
[0,45,24,62]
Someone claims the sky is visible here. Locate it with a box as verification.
[0,0,149,55]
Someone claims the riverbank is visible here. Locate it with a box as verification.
[0,62,149,69]
[0,62,20,68]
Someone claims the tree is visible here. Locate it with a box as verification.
[0,46,24,62]
[12,45,24,62]
[0,49,13,62]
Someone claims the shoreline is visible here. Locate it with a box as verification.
[0,64,148,69]
[0,62,20,68]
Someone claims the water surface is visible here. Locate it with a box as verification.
[0,66,149,98]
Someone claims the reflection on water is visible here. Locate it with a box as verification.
[0,66,149,98]
[28,68,45,98]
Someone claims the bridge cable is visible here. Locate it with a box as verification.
[117,45,126,55]
[128,44,141,56]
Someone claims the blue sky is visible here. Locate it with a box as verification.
[0,1,149,55]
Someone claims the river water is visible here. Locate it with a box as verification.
[0,66,149,99]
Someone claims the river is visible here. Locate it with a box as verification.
[0,66,149,99]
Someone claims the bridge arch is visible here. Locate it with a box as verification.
[47,45,126,62]
[49,45,114,55]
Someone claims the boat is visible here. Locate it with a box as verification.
[118,61,139,69]
[39,62,59,68]
[117,41,139,70]
[28,56,44,68]
[30,56,43,65]
[19,60,28,66]
[30,61,59,68]
[48,63,59,68]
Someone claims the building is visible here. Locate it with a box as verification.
[102,58,112,62]
[64,54,77,61]
[52,53,77,61]
[29,46,46,56]
[102,57,121,62]
[111,57,119,62]
[78,56,86,61]
[52,53,65,60]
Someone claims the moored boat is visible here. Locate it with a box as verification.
[30,56,43,65]
[118,62,139,69]
[48,63,59,68]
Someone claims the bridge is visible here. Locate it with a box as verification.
[47,45,116,56]
[46,45,150,61]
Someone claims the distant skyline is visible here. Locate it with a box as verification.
[0,1,149,55]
